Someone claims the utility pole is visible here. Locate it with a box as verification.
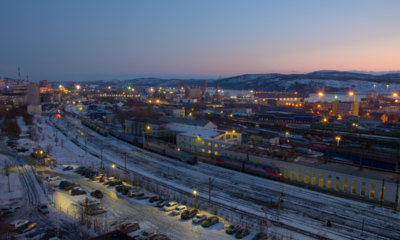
[85,137,87,155]
[380,178,385,206]
[101,147,104,169]
[277,192,282,220]
[56,131,58,146]
[394,172,400,213]
[208,175,219,206]
[360,220,364,236]
[124,152,127,171]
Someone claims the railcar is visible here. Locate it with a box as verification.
[144,142,197,164]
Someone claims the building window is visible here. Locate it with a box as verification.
[336,176,340,180]
[255,160,258,162]
[297,174,301,181]
[291,167,295,170]
[352,180,357,184]
[362,182,366,186]
[335,182,339,190]
[343,184,348,192]
[319,179,324,187]
[320,173,324,177]
[371,184,375,188]
[284,171,288,178]
[215,144,218,147]
[215,151,218,155]
[279,165,282,168]
[222,145,225,148]
[305,170,309,173]
[202,149,205,152]
[370,190,375,199]
[272,163,276,166]
[351,186,356,194]
[311,177,316,185]
[344,178,348,182]
[285,166,288,169]
[261,161,264,163]
[298,169,302,172]
[379,192,384,201]
[291,172,295,180]
[305,175,309,183]
[208,150,211,154]
[208,142,211,146]
[312,172,316,175]
[361,188,365,197]
[327,180,331,188]
[202,141,204,145]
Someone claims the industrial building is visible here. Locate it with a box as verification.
[165,107,185,118]
[258,112,320,123]
[27,83,41,105]
[332,101,360,116]
[163,124,241,156]
[159,116,217,129]
[184,88,201,99]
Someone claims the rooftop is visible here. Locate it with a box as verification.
[163,124,224,140]
[127,118,172,125]
[159,116,211,127]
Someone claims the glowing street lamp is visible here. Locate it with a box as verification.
[147,126,150,130]
[336,137,341,146]
[349,91,355,102]
[393,93,398,97]
[318,92,323,97]
[76,85,80,90]
[193,190,197,207]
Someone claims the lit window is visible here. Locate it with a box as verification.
[335,182,339,190]
[371,184,375,188]
[298,169,302,172]
[305,170,309,173]
[272,163,275,166]
[284,171,288,178]
[352,180,357,184]
[208,142,211,146]
[202,149,205,152]
[311,177,316,185]
[222,145,225,148]
[208,150,211,154]
[285,166,288,169]
[297,174,301,181]
[292,167,295,170]
[261,161,264,163]
[291,172,295,180]
[379,192,384,201]
[312,172,316,175]
[351,186,356,194]
[215,151,218,155]
[327,180,331,188]
[360,188,365,197]
[279,165,282,168]
[344,178,348,182]
[215,144,218,147]
[343,184,348,192]
[304,175,309,183]
[319,179,323,187]
[202,141,204,145]
[370,190,375,199]
[362,182,366,186]
[320,173,324,177]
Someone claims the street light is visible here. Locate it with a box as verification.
[336,137,341,146]
[393,93,398,97]
[349,92,355,102]
[147,126,150,130]
[318,92,323,97]
[193,190,197,207]
[76,85,80,90]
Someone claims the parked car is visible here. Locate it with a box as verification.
[109,180,123,186]
[79,199,99,207]
[202,216,219,227]
[37,203,50,214]
[46,175,60,181]
[172,205,186,216]
[155,199,170,208]
[181,208,198,220]
[85,171,97,178]
[87,203,108,215]
[252,232,268,240]
[121,187,134,195]
[128,190,144,198]
[163,202,178,212]
[149,196,162,203]
[115,185,128,192]
[145,234,170,240]
[17,222,37,234]
[59,181,77,191]
[74,166,85,173]
[63,166,73,171]
[93,174,106,181]
[120,222,140,234]
[1,206,15,214]
[103,177,115,184]
[81,169,91,176]
[192,214,207,223]
[9,220,29,230]
[226,224,242,234]
[99,175,108,182]
[135,230,156,240]
[71,189,86,196]
[235,228,250,238]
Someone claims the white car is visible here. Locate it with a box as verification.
[172,205,187,216]
[46,175,60,181]
[103,177,115,185]
[192,214,207,223]
[163,201,178,212]
[9,220,29,230]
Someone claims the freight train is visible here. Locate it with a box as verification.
[81,119,108,136]
[216,157,282,180]
[142,141,197,164]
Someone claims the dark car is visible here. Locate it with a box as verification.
[155,199,170,208]
[99,175,108,182]
[74,166,85,173]
[120,222,140,234]
[115,185,128,192]
[1,206,14,214]
[93,174,106,181]
[17,222,36,234]
[252,232,268,240]
[121,187,133,195]
[235,228,250,239]
[109,180,123,186]
[146,234,170,240]
[85,171,97,178]
[226,224,242,234]
[81,169,91,176]
[63,166,73,171]
[149,196,162,203]
[202,216,219,228]
[181,208,198,220]
[59,181,78,191]
[37,204,49,214]
[90,190,103,198]
[71,189,86,196]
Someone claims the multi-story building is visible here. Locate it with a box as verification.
[124,118,176,136]
[163,124,241,156]
[27,83,41,105]
[159,116,217,129]
[27,105,42,115]
[184,88,201,99]
[165,107,185,118]
[0,93,27,105]
[332,101,360,116]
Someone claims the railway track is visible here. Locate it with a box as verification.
[52,116,400,239]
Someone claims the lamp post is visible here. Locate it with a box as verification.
[349,91,355,102]
[336,137,341,146]
[387,85,389,96]
[323,118,327,138]
[112,164,115,176]
[193,190,197,207]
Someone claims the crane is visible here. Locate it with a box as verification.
[216,76,221,96]
[202,80,207,96]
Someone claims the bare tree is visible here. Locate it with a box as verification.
[46,144,54,156]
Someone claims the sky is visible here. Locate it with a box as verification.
[1,0,400,82]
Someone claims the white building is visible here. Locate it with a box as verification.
[163,124,241,156]
[27,105,42,115]
[159,116,217,129]
[166,107,185,118]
